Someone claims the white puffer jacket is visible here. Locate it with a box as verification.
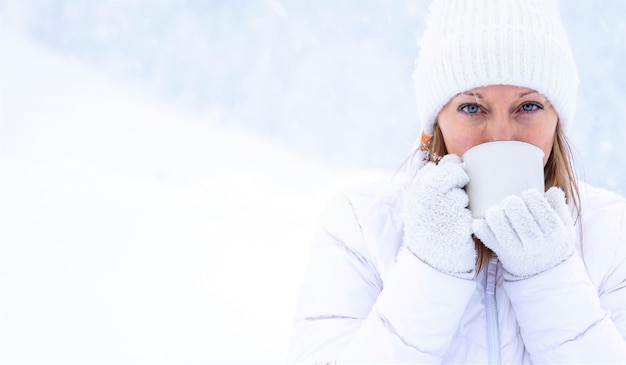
[288,174,626,364]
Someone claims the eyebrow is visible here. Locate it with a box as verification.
[461,90,539,98]
[519,91,538,97]
[463,92,482,98]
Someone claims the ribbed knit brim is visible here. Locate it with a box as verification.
[413,0,578,135]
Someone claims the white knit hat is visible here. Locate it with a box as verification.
[413,0,578,135]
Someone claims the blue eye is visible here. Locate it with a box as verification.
[520,102,543,112]
[459,104,481,114]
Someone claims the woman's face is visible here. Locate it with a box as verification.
[437,85,558,165]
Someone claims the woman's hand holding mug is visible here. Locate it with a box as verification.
[472,187,576,280]
[402,154,477,279]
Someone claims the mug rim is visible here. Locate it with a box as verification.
[462,140,544,161]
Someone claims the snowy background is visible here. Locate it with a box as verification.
[1,0,625,363]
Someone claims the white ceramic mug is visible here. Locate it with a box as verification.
[462,141,545,218]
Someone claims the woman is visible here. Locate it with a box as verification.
[289,0,626,363]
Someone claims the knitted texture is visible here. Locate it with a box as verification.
[413,0,578,135]
[402,154,476,279]
[472,187,576,280]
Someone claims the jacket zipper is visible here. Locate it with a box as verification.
[485,256,502,365]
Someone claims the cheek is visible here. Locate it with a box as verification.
[533,112,559,165]
[526,122,558,166]
[538,137,555,165]
[440,125,481,157]
[443,135,471,157]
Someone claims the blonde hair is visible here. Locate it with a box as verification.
[422,122,581,272]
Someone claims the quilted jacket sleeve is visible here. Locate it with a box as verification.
[503,194,626,363]
[287,190,476,363]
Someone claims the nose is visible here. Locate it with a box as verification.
[484,114,514,142]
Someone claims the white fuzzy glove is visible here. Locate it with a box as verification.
[472,187,576,280]
[402,154,476,279]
